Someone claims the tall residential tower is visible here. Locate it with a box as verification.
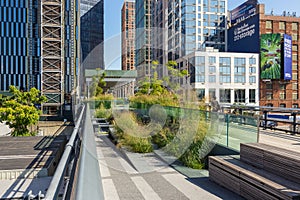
[121,0,135,71]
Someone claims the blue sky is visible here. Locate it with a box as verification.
[104,0,300,70]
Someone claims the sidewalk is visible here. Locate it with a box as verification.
[95,134,243,200]
[259,129,300,152]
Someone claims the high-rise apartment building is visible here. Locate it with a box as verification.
[166,0,227,61]
[135,0,227,80]
[0,0,79,117]
[121,0,135,71]
[80,0,104,69]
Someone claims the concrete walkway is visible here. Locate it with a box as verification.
[95,135,243,200]
[259,129,300,152]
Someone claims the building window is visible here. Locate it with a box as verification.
[293,92,298,100]
[280,84,286,90]
[279,22,285,30]
[293,64,297,70]
[249,66,256,73]
[293,73,298,80]
[219,57,231,65]
[266,92,273,100]
[196,75,205,82]
[219,57,231,83]
[293,45,298,51]
[249,57,256,65]
[209,66,216,73]
[234,57,246,66]
[266,83,272,89]
[195,56,205,64]
[249,76,256,83]
[219,89,230,103]
[220,76,230,83]
[234,58,245,83]
[279,103,286,108]
[197,89,205,100]
[209,56,216,64]
[293,83,298,90]
[266,103,273,107]
[279,92,286,100]
[292,22,298,31]
[234,76,245,83]
[292,54,298,61]
[249,89,255,103]
[266,21,272,29]
[292,104,298,108]
[234,89,245,103]
[209,89,216,100]
[209,75,216,83]
[292,34,298,41]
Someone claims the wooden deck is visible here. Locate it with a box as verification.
[0,136,66,179]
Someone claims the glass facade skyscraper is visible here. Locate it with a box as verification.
[135,0,152,80]
[80,0,104,69]
[0,1,28,91]
[0,0,79,117]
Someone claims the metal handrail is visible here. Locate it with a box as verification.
[44,104,85,200]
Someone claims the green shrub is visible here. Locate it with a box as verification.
[130,94,179,108]
[162,118,208,169]
[152,127,175,148]
[121,134,153,153]
[94,104,112,119]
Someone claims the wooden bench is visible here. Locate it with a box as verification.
[240,143,300,183]
[209,155,300,200]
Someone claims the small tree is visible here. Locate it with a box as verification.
[164,61,188,92]
[137,61,165,96]
[89,69,107,97]
[0,86,47,136]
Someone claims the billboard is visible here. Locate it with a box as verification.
[282,34,292,80]
[260,34,281,80]
[227,14,259,53]
[230,0,258,25]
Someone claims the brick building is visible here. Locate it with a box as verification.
[121,0,135,71]
[258,4,300,108]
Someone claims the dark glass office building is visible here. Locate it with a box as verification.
[80,0,104,69]
[0,1,28,91]
[0,0,79,117]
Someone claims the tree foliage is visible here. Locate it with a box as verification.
[89,70,107,97]
[164,61,188,92]
[0,86,47,136]
[132,60,189,107]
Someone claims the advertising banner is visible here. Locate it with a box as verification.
[227,15,259,53]
[283,34,292,80]
[230,0,258,25]
[260,34,281,80]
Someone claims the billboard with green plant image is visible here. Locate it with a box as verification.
[260,34,281,79]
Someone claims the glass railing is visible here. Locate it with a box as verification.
[215,113,258,151]
[90,100,258,153]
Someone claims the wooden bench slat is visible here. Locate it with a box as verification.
[209,155,300,200]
